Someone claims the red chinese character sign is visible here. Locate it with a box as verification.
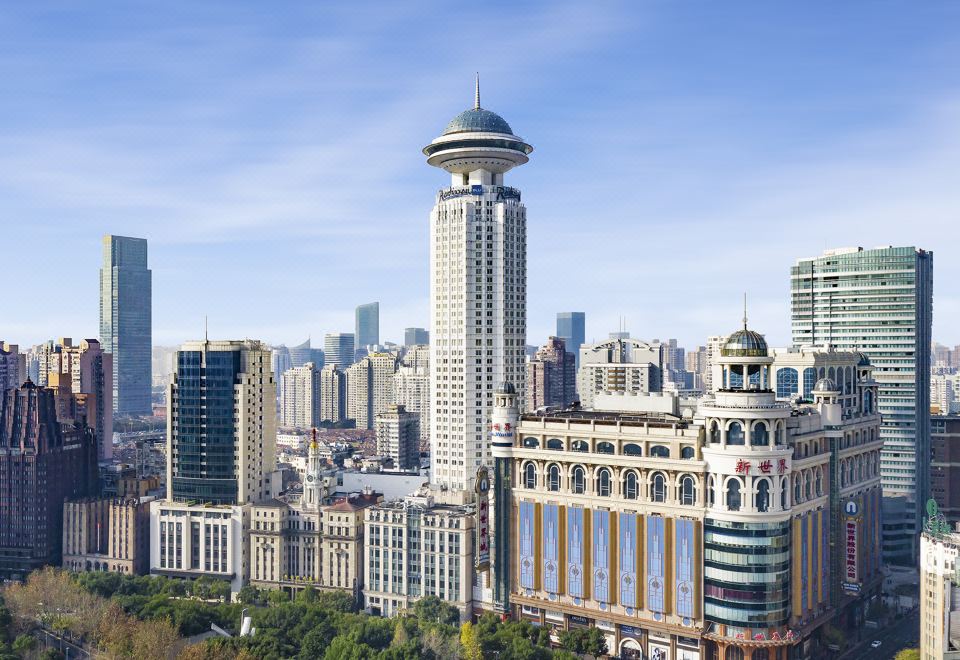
[476,466,491,572]
[735,459,751,474]
[842,498,861,592]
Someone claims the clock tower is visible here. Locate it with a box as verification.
[304,428,323,510]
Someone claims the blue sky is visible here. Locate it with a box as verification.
[2,2,958,349]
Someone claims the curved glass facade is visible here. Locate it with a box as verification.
[704,518,791,630]
[443,107,513,135]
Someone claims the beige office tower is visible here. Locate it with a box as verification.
[423,78,532,492]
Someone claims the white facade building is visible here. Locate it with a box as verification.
[424,78,532,492]
[921,526,960,659]
[280,362,322,429]
[320,364,346,423]
[394,350,430,450]
[346,352,397,430]
[577,337,663,410]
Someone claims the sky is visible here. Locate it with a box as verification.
[2,2,959,350]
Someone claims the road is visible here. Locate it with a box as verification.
[845,609,919,660]
[35,626,92,659]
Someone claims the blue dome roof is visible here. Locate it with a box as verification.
[443,108,514,136]
[721,329,769,357]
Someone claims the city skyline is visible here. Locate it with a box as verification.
[3,2,959,350]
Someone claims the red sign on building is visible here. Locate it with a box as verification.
[845,520,858,582]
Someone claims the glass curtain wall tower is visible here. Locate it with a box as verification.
[100,235,152,415]
[791,246,933,564]
[423,77,532,492]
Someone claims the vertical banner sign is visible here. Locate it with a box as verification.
[567,507,585,598]
[592,510,610,603]
[646,515,666,614]
[675,518,695,620]
[845,520,858,583]
[518,501,535,589]
[543,504,560,593]
[619,513,637,608]
[476,466,491,572]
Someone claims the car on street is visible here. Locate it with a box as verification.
[870,640,882,648]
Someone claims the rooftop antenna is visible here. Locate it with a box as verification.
[205,315,208,342]
[475,72,481,110]
[743,293,748,330]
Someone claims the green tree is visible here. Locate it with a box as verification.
[413,596,459,626]
[237,585,262,606]
[296,586,318,605]
[323,635,377,660]
[894,650,920,660]
[299,620,338,659]
[267,589,290,606]
[12,634,37,654]
[461,621,482,660]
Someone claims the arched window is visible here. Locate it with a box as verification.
[596,441,615,455]
[845,366,853,394]
[651,473,667,502]
[864,390,874,414]
[709,421,720,443]
[681,446,695,460]
[572,466,586,494]
[548,465,560,492]
[840,460,847,487]
[726,479,742,511]
[727,422,745,445]
[624,472,639,500]
[708,476,715,507]
[776,367,799,399]
[828,366,836,382]
[522,437,539,448]
[729,365,744,389]
[546,438,563,451]
[774,422,784,445]
[781,477,788,510]
[805,473,812,500]
[848,460,855,485]
[571,440,588,453]
[803,367,817,398]
[524,463,536,489]
[751,422,769,446]
[680,475,696,505]
[624,443,643,457]
[756,479,770,512]
[650,445,670,458]
[597,468,612,496]
[794,475,802,503]
[815,470,823,497]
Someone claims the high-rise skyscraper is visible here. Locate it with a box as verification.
[791,245,933,564]
[319,364,347,423]
[165,339,276,505]
[356,302,380,350]
[324,333,355,369]
[375,404,420,471]
[423,78,531,492]
[394,345,430,450]
[404,327,429,346]
[288,338,313,368]
[526,337,577,411]
[100,235,152,415]
[279,362,322,429]
[346,352,397,430]
[556,312,585,368]
[0,342,24,392]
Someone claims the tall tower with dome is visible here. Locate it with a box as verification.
[424,77,532,493]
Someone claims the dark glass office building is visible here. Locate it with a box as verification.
[169,348,241,504]
[556,312,585,368]
[356,302,380,349]
[100,235,152,415]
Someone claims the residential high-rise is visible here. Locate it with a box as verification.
[324,333,356,369]
[346,352,397,430]
[356,302,380,350]
[423,78,531,492]
[404,327,429,346]
[556,312,585,368]
[35,338,113,461]
[791,245,933,564]
[375,404,420,471]
[165,339,276,505]
[99,235,152,415]
[0,342,24,391]
[280,362,322,429]
[576,337,663,409]
[526,337,577,410]
[394,346,430,449]
[151,339,276,591]
[0,382,99,578]
[320,364,347,423]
